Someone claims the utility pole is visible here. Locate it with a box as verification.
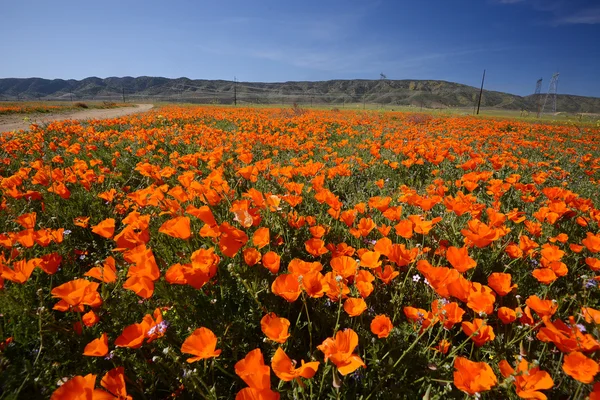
[476,69,486,115]
[233,76,237,106]
[122,86,125,103]
[534,78,543,118]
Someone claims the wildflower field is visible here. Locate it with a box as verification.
[0,102,126,115]
[1,105,600,399]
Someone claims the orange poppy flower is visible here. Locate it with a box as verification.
[537,317,600,353]
[487,272,517,296]
[374,265,400,284]
[404,306,437,331]
[122,244,161,299]
[446,246,477,273]
[370,315,393,338]
[590,383,600,400]
[158,216,191,239]
[260,313,290,344]
[218,222,248,257]
[309,225,327,238]
[186,204,217,225]
[1,259,37,284]
[582,232,600,253]
[16,212,36,229]
[305,238,328,257]
[562,351,599,384]
[360,251,382,269]
[525,295,557,318]
[85,256,117,283]
[431,339,451,354]
[461,219,501,248]
[499,358,554,400]
[317,328,366,376]
[82,310,100,327]
[344,297,367,317]
[38,253,62,275]
[50,374,96,400]
[262,251,280,274]
[330,256,357,279]
[271,274,301,302]
[323,272,350,301]
[91,218,116,239]
[74,216,90,228]
[235,388,280,400]
[355,217,376,237]
[181,327,221,362]
[532,268,558,284]
[582,307,600,324]
[301,271,328,298]
[271,348,319,381]
[95,367,133,399]
[51,279,102,312]
[432,300,465,329]
[466,283,496,315]
[252,227,270,249]
[462,318,495,347]
[586,257,600,271]
[394,219,414,239]
[235,348,272,390]
[243,247,262,267]
[288,258,323,275]
[453,357,497,395]
[83,332,109,357]
[498,307,517,324]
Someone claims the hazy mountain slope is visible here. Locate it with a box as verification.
[1,76,598,112]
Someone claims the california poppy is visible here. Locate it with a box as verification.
[271,348,319,381]
[95,367,133,399]
[562,351,599,384]
[462,318,495,347]
[499,358,553,400]
[271,274,301,302]
[91,218,116,239]
[317,328,366,376]
[235,348,272,390]
[181,327,221,362]
[453,356,497,395]
[83,332,109,357]
[262,251,280,274]
[446,246,477,273]
[343,297,367,317]
[158,216,191,239]
[370,315,393,338]
[487,272,517,296]
[260,313,291,344]
[50,374,96,400]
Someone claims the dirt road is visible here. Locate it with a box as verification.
[0,104,154,133]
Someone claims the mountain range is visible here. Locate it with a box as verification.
[1,76,599,113]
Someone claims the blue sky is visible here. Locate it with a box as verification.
[1,0,599,96]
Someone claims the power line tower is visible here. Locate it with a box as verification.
[534,78,542,118]
[233,76,237,106]
[541,73,559,114]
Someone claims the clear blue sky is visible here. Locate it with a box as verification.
[1,0,599,97]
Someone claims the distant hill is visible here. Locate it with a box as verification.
[1,76,599,113]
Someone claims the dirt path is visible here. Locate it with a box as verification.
[0,104,154,133]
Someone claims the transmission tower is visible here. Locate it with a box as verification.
[541,73,559,114]
[534,78,542,118]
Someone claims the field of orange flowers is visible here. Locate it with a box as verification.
[0,105,599,399]
[0,102,125,115]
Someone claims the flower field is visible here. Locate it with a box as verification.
[0,102,125,115]
[1,105,600,399]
